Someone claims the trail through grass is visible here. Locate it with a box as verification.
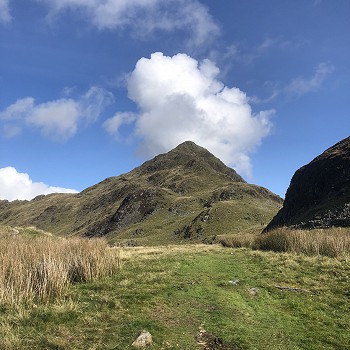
[1,244,349,349]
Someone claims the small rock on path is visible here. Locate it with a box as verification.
[132,331,153,348]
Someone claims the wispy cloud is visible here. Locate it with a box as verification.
[249,62,335,104]
[286,62,335,96]
[0,0,11,24]
[0,166,78,201]
[249,88,280,105]
[103,112,137,141]
[35,0,219,47]
[217,36,297,66]
[0,87,114,141]
[0,97,34,121]
[2,124,22,138]
[257,37,281,54]
[104,52,274,178]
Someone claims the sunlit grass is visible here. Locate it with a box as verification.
[0,243,349,349]
[254,227,350,257]
[217,232,256,248]
[0,227,120,305]
[218,227,350,258]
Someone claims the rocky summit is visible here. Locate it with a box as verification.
[0,141,282,245]
[265,136,350,231]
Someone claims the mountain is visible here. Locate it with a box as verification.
[0,141,282,245]
[265,136,350,231]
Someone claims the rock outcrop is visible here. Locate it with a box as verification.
[265,136,350,231]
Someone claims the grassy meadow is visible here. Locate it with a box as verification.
[0,226,349,349]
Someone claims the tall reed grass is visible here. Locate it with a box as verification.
[218,233,256,248]
[219,227,350,258]
[254,227,350,257]
[0,229,120,305]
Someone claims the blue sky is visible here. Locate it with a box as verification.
[0,0,349,201]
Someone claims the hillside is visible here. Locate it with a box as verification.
[265,136,350,231]
[0,141,282,244]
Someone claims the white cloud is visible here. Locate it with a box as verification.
[1,124,22,138]
[0,167,78,201]
[27,98,80,141]
[249,62,335,104]
[217,37,296,68]
[286,62,335,96]
[80,86,114,123]
[0,0,11,24]
[105,52,274,177]
[0,97,34,121]
[103,112,137,140]
[0,87,113,141]
[37,0,219,47]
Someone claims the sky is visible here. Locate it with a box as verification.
[0,0,349,201]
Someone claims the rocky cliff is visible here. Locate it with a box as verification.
[265,136,350,231]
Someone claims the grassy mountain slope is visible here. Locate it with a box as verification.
[0,141,282,244]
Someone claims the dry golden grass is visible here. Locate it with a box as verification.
[0,227,120,305]
[218,227,350,258]
[254,227,350,257]
[116,243,220,260]
[217,233,256,248]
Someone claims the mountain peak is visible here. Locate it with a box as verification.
[136,141,245,183]
[0,140,282,242]
[173,140,205,152]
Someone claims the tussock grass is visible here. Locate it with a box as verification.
[217,233,256,248]
[219,227,350,257]
[254,227,350,257]
[0,228,120,305]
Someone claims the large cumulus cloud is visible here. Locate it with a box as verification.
[104,52,274,177]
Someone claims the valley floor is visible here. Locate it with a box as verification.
[1,245,349,350]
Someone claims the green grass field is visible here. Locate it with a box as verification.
[1,243,349,349]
